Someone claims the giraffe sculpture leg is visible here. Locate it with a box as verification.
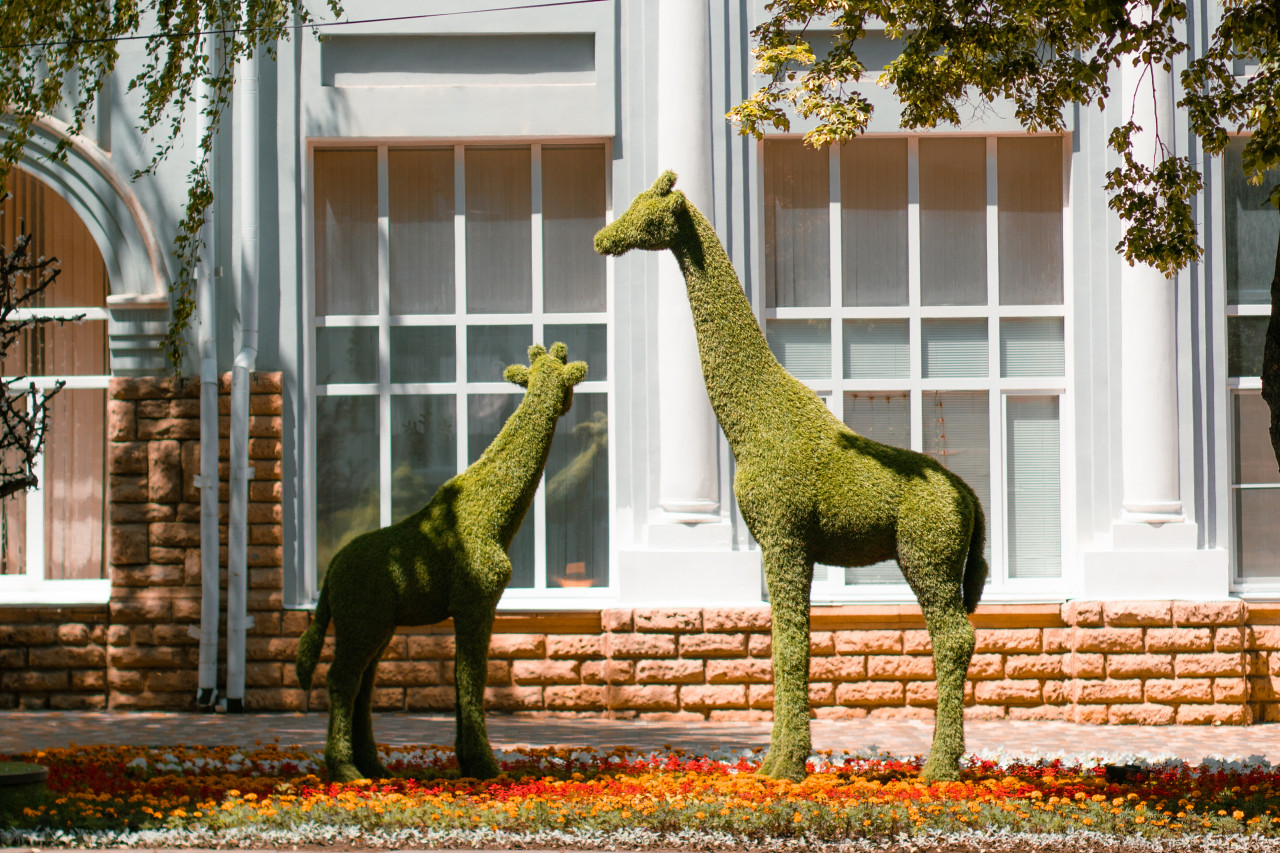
[757,540,814,781]
[918,599,975,781]
[351,638,391,779]
[324,628,388,782]
[453,583,503,779]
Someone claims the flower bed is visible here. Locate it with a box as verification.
[3,742,1280,849]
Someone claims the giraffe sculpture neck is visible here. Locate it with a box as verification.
[447,384,566,548]
[666,204,828,452]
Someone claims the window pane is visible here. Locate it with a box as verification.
[467,325,533,382]
[390,326,455,384]
[2,169,110,310]
[315,149,378,316]
[1225,138,1280,306]
[844,319,908,379]
[841,138,907,306]
[43,389,105,580]
[922,318,988,378]
[1,169,109,376]
[920,138,986,306]
[465,147,532,313]
[1006,396,1061,578]
[316,395,380,582]
[0,483,23,575]
[764,139,830,308]
[1000,318,1065,377]
[1228,315,1267,377]
[843,392,909,447]
[316,327,377,384]
[389,148,455,314]
[391,395,457,524]
[544,323,607,380]
[3,319,108,377]
[840,390,911,584]
[543,145,607,313]
[923,391,991,561]
[1237,488,1280,579]
[766,319,831,380]
[546,393,608,588]
[998,137,1063,305]
[1234,393,1279,484]
[468,393,535,587]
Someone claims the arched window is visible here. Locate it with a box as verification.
[0,168,110,602]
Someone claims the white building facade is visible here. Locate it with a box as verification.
[3,0,1280,720]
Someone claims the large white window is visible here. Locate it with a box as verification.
[0,169,110,604]
[761,136,1070,601]
[1225,138,1280,586]
[310,142,611,602]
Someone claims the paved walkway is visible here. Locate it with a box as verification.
[4,711,1280,762]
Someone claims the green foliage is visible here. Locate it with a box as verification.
[296,343,586,783]
[731,0,1280,276]
[0,0,341,372]
[596,173,985,783]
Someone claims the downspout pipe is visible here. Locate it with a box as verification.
[193,31,220,711]
[225,49,259,713]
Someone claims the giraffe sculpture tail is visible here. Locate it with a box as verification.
[963,504,988,614]
[296,579,331,693]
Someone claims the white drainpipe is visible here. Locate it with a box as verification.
[225,50,259,712]
[193,31,221,710]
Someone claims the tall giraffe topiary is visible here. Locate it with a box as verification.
[595,172,986,782]
[297,343,587,783]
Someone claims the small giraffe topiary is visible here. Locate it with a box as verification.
[594,172,987,782]
[296,343,587,782]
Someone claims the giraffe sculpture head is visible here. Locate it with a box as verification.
[593,170,688,256]
[503,341,588,415]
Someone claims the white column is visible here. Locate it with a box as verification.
[654,0,719,519]
[1080,22,1230,599]
[1118,46,1181,523]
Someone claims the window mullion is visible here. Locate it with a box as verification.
[828,143,843,420]
[454,145,469,476]
[377,147,392,528]
[906,137,923,451]
[531,143,547,590]
[26,452,45,581]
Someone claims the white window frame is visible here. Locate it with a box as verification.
[0,308,112,605]
[758,134,1075,604]
[303,138,617,611]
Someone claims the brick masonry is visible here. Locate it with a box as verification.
[2,374,1280,724]
[0,373,283,711]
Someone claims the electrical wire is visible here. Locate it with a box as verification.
[0,0,608,51]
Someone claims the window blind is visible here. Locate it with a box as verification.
[841,138,908,307]
[764,140,831,308]
[923,391,991,561]
[1226,138,1280,306]
[922,319,988,378]
[767,319,831,380]
[997,137,1064,306]
[919,138,986,306]
[1000,318,1064,378]
[1228,316,1267,378]
[1005,396,1061,579]
[389,148,455,314]
[844,320,909,379]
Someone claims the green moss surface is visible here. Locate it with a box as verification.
[595,172,987,782]
[297,343,587,783]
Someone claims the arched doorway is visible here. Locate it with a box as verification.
[1,168,109,598]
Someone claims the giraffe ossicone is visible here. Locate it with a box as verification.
[297,342,587,782]
[596,172,987,782]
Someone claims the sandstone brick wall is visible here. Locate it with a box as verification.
[0,373,283,710]
[5,371,1280,724]
[255,600,1280,726]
